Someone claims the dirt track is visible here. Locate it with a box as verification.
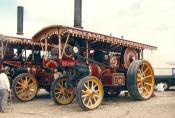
[1,88,175,118]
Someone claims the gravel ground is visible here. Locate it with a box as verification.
[1,88,175,118]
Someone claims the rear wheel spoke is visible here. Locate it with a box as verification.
[143,87,149,93]
[143,75,152,80]
[137,82,142,87]
[143,67,149,74]
[137,73,142,79]
[144,82,152,86]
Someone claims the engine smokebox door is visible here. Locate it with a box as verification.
[101,73,125,86]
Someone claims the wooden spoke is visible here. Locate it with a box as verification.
[84,84,90,91]
[16,89,24,95]
[144,74,152,79]
[91,82,97,90]
[93,94,99,98]
[19,78,24,84]
[91,81,94,89]
[81,94,89,98]
[56,94,62,99]
[144,82,152,86]
[89,98,92,105]
[61,80,64,87]
[16,86,23,89]
[137,82,142,87]
[83,97,87,103]
[25,76,28,84]
[138,69,142,75]
[140,64,144,73]
[93,96,97,103]
[28,83,34,87]
[143,87,149,93]
[17,82,25,87]
[65,93,70,99]
[57,82,63,88]
[87,81,90,88]
[62,94,66,100]
[55,87,61,91]
[81,90,86,93]
[55,91,61,95]
[137,73,142,79]
[94,90,99,93]
[143,66,149,74]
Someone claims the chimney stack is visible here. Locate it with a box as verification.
[17,6,24,35]
[74,0,82,28]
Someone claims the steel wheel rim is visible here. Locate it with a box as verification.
[54,79,75,105]
[15,75,37,101]
[136,62,154,99]
[81,77,103,109]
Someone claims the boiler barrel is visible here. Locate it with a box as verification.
[75,63,102,78]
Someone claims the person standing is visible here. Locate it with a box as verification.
[0,68,10,113]
[53,69,63,80]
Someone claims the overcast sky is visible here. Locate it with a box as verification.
[0,0,175,68]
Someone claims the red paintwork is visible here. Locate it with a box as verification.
[101,73,125,86]
[88,64,102,78]
[43,59,78,68]
[3,61,22,67]
[58,60,78,67]
[101,67,116,76]
[37,71,54,86]
[44,60,58,68]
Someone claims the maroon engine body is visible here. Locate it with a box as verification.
[78,63,125,86]
[88,63,102,78]
[101,73,125,86]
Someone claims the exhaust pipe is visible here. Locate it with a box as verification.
[74,0,82,28]
[17,6,24,35]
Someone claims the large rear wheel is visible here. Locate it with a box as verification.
[12,73,38,101]
[127,60,155,100]
[51,78,75,105]
[76,76,104,111]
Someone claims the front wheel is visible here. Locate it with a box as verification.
[12,73,38,101]
[127,60,155,100]
[51,78,75,105]
[76,76,104,111]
